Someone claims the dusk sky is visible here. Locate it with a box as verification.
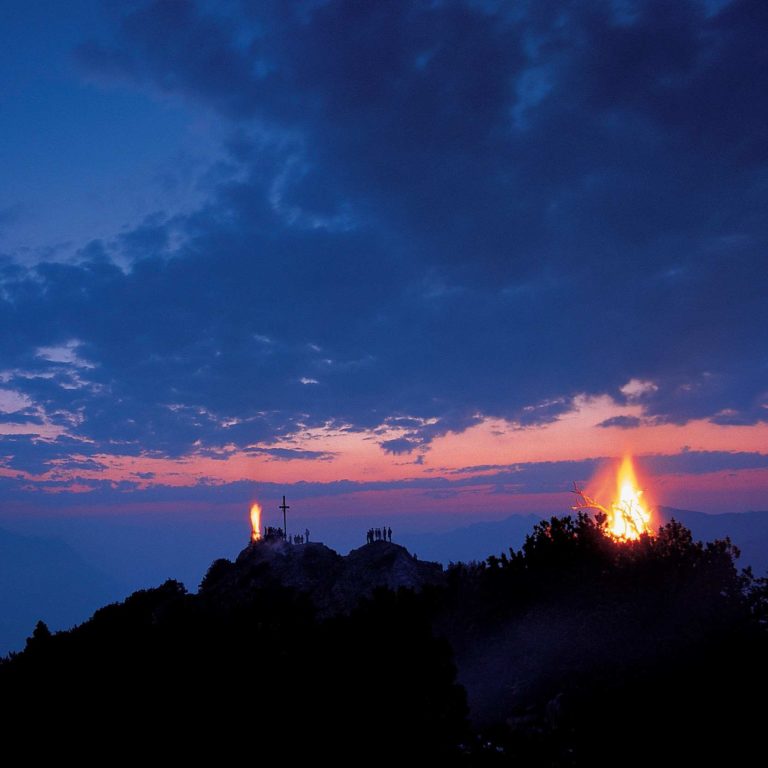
[2,0,767,539]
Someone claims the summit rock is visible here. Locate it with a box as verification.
[199,538,443,616]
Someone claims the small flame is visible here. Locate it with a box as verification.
[250,502,262,541]
[609,456,651,540]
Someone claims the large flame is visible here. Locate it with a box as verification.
[573,455,653,541]
[609,456,652,540]
[250,502,262,542]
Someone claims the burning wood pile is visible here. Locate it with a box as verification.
[572,455,653,540]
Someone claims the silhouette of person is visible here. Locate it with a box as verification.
[305,528,310,543]
[387,526,392,542]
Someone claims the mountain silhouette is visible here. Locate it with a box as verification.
[201,537,444,615]
[2,515,766,763]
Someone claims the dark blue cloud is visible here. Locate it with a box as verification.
[0,0,765,470]
[243,446,336,462]
[0,435,107,475]
[381,437,422,455]
[597,415,643,429]
[643,449,768,476]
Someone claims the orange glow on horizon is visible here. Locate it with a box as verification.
[6,393,768,494]
[3,394,767,516]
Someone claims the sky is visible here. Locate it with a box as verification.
[1,0,767,550]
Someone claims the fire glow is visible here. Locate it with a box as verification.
[250,502,262,541]
[573,455,653,541]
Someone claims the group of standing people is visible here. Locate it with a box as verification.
[262,526,310,544]
[367,526,392,544]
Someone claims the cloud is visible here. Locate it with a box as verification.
[3,450,766,511]
[643,450,768,476]
[36,339,94,368]
[243,446,336,462]
[620,380,658,401]
[381,437,422,455]
[0,389,33,414]
[0,0,763,474]
[596,415,642,429]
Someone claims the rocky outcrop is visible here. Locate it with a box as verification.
[199,538,443,616]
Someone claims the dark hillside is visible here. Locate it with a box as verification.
[2,517,765,764]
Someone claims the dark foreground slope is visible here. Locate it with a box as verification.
[0,539,462,762]
[439,515,768,764]
[2,519,766,765]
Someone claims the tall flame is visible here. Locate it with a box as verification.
[608,456,652,540]
[250,502,262,542]
[573,454,653,541]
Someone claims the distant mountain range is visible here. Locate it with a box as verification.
[399,514,543,565]
[400,508,768,575]
[0,527,125,656]
[658,507,768,575]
